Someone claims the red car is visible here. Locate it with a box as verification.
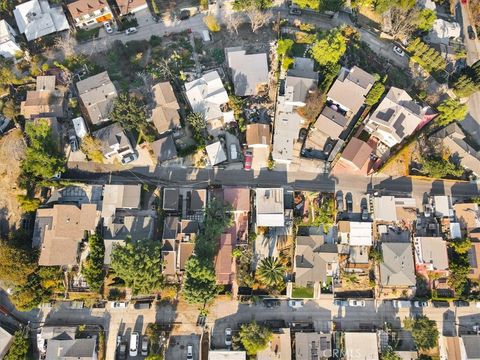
[244,151,253,171]
[461,0,467,4]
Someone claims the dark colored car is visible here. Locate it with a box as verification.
[179,9,190,20]
[453,300,470,307]
[289,8,302,15]
[336,192,344,212]
[468,26,476,40]
[263,299,281,308]
[345,192,353,213]
[298,128,308,143]
[116,342,127,360]
[197,314,206,327]
[432,300,450,308]
[133,301,152,309]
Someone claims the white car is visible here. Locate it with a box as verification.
[103,21,113,34]
[125,27,137,35]
[393,45,405,57]
[129,332,139,357]
[225,328,232,346]
[414,301,429,308]
[288,300,304,309]
[348,299,366,307]
[186,344,193,360]
[111,301,128,309]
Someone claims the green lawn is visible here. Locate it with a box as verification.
[292,286,314,298]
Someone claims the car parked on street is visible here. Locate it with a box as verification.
[288,300,304,309]
[393,45,405,57]
[336,192,344,212]
[289,7,302,15]
[345,192,353,213]
[111,301,128,309]
[263,299,281,308]
[468,26,476,40]
[103,21,113,34]
[186,344,193,360]
[225,328,232,346]
[414,300,429,308]
[179,9,190,20]
[348,299,366,307]
[125,27,137,35]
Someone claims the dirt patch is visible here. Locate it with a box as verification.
[378,141,417,177]
[0,129,26,234]
[470,0,480,34]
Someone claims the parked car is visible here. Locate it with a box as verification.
[179,9,190,20]
[230,144,238,160]
[454,300,470,307]
[263,299,281,308]
[186,344,193,360]
[141,336,149,356]
[121,152,137,164]
[361,207,369,221]
[414,301,429,308]
[336,192,344,212]
[0,116,10,134]
[69,135,78,152]
[288,300,304,309]
[117,342,127,360]
[468,26,476,40]
[133,301,152,309]
[244,150,253,171]
[334,299,348,307]
[111,301,128,309]
[103,21,113,34]
[461,0,467,4]
[196,314,206,327]
[225,328,232,346]
[298,128,308,143]
[393,300,412,308]
[432,300,450,308]
[348,299,366,307]
[129,332,139,357]
[289,7,302,15]
[393,45,405,57]
[125,27,137,35]
[345,192,353,213]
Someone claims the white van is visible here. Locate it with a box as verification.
[202,30,211,42]
[393,300,412,308]
[129,332,139,357]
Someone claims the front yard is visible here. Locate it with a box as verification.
[292,286,314,298]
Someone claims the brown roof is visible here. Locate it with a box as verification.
[246,123,270,146]
[36,204,98,266]
[454,203,480,234]
[340,137,373,170]
[67,0,109,18]
[215,233,233,284]
[151,82,181,134]
[116,0,147,14]
[223,187,250,212]
[178,242,195,271]
[20,90,65,119]
[162,251,176,275]
[337,220,350,233]
[190,189,207,212]
[468,242,480,281]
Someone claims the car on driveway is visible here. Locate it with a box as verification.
[103,21,113,34]
[289,7,302,15]
[141,336,149,356]
[288,300,304,309]
[298,128,308,143]
[414,300,429,308]
[348,299,366,307]
[129,332,139,357]
[121,152,137,164]
[393,45,405,57]
[345,192,353,213]
[225,328,232,346]
[179,9,190,20]
[468,26,476,40]
[432,300,450,308]
[336,192,344,212]
[69,135,78,152]
[125,27,137,35]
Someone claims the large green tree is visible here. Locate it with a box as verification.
[293,0,319,10]
[276,39,294,56]
[311,29,347,66]
[82,234,105,293]
[0,239,36,286]
[256,257,285,287]
[448,253,470,295]
[232,0,273,10]
[403,315,439,350]
[110,239,164,295]
[449,237,472,255]
[365,82,385,106]
[182,257,218,305]
[435,98,468,126]
[4,331,31,360]
[419,156,464,179]
[417,9,436,32]
[110,93,154,141]
[237,322,272,356]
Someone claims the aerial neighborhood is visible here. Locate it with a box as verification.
[1,0,480,358]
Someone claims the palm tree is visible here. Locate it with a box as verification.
[256,257,285,287]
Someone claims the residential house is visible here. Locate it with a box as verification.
[67,0,113,28]
[453,202,480,236]
[72,117,88,138]
[414,237,449,279]
[294,235,338,289]
[226,47,269,96]
[163,188,180,213]
[115,0,148,15]
[468,243,480,282]
[295,332,331,360]
[433,123,480,177]
[185,71,229,135]
[327,66,375,118]
[92,123,134,159]
[372,196,417,223]
[0,20,21,59]
[215,233,234,285]
[151,135,178,163]
[42,327,97,360]
[337,137,374,172]
[434,195,453,218]
[365,87,429,148]
[33,204,99,266]
[246,123,270,169]
[344,332,379,360]
[206,141,227,166]
[284,57,317,108]
[209,351,247,360]
[0,326,13,358]
[21,75,66,119]
[14,0,69,41]
[379,242,416,297]
[150,82,181,135]
[257,328,291,360]
[162,187,207,219]
[461,335,480,360]
[338,221,373,246]
[76,71,117,124]
[255,188,284,227]
[428,19,461,45]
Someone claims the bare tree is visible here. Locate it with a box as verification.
[388,6,421,41]
[245,7,272,33]
[226,13,244,34]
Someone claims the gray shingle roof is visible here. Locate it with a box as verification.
[380,242,416,287]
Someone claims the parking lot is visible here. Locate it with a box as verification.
[165,334,201,360]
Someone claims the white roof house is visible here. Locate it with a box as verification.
[255,188,285,227]
[185,71,229,132]
[414,237,449,271]
[434,195,453,218]
[209,351,246,360]
[226,47,269,96]
[72,117,88,138]
[347,222,373,246]
[372,196,417,222]
[344,332,379,360]
[428,19,461,45]
[206,141,227,166]
[14,0,69,41]
[0,326,13,358]
[0,20,21,59]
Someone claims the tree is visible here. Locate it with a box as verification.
[403,315,439,350]
[293,0,319,10]
[4,331,31,360]
[419,155,464,179]
[256,257,285,287]
[0,239,36,286]
[145,355,164,360]
[82,234,105,293]
[110,239,164,295]
[10,275,48,311]
[296,89,326,122]
[80,135,104,163]
[186,112,206,146]
[282,56,294,70]
[245,7,272,33]
[237,322,272,356]
[110,93,149,133]
[203,14,221,32]
[365,82,385,106]
[21,119,65,184]
[435,98,468,126]
[381,348,401,360]
[16,194,41,212]
[319,0,345,11]
[417,9,436,32]
[389,6,422,40]
[276,39,294,56]
[448,253,470,295]
[311,29,347,66]
[182,257,218,305]
[232,0,273,10]
[449,237,472,255]
[226,13,244,34]
[0,98,18,119]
